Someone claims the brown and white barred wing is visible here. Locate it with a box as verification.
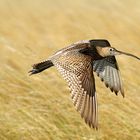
[51,50,98,128]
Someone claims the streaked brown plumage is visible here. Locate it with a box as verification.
[29,39,140,129]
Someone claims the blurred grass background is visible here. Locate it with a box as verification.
[0,0,140,139]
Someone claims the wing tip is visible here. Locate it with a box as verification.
[120,87,125,97]
[121,90,125,98]
[83,118,98,130]
[90,124,98,130]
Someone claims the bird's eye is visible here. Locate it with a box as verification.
[109,48,114,51]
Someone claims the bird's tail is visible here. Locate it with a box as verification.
[29,60,53,75]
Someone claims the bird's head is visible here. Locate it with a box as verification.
[90,39,140,60]
[95,46,121,57]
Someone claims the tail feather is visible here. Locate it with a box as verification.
[29,60,53,75]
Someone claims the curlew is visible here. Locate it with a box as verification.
[29,39,140,129]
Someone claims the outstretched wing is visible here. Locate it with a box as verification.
[51,50,98,128]
[93,56,124,97]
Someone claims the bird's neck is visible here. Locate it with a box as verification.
[80,46,104,60]
[95,46,106,57]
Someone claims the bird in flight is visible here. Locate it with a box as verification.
[29,39,140,129]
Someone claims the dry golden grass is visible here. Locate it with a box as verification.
[0,0,140,139]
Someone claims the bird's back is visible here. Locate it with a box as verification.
[52,40,90,58]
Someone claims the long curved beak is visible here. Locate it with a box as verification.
[114,49,140,60]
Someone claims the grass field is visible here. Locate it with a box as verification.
[0,0,140,139]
